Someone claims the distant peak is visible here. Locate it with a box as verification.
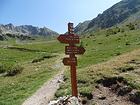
[0,23,59,36]
[6,23,14,26]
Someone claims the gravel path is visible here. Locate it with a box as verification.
[22,54,65,105]
[22,71,64,105]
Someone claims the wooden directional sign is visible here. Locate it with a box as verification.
[63,57,77,66]
[57,23,86,97]
[57,34,79,44]
[65,46,85,55]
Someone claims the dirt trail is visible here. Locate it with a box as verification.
[22,54,66,105]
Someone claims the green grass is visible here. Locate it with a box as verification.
[79,29,140,68]
[0,66,58,105]
[0,39,64,105]
[55,29,140,98]
[13,39,64,53]
[0,39,64,71]
[1,28,140,104]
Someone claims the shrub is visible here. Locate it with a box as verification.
[115,52,121,56]
[106,27,121,36]
[106,29,114,36]
[126,23,135,30]
[79,86,93,100]
[0,64,7,73]
[32,55,56,63]
[114,27,120,33]
[32,58,44,63]
[6,65,23,76]
[117,65,134,73]
[55,85,71,97]
[126,41,131,45]
[43,55,56,59]
[121,28,125,33]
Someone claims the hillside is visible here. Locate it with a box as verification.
[56,28,140,105]
[74,20,91,34]
[75,0,140,34]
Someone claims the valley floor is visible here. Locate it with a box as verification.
[1,28,140,105]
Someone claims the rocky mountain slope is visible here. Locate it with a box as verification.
[74,0,140,34]
[0,23,58,36]
[74,20,90,34]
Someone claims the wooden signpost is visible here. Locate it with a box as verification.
[57,34,79,44]
[65,46,85,55]
[63,57,77,66]
[57,23,85,97]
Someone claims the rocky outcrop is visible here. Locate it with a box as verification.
[0,23,59,36]
[0,34,4,40]
[74,0,140,34]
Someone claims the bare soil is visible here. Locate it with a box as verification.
[92,84,136,105]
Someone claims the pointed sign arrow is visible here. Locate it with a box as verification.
[63,57,77,66]
[65,46,85,55]
[57,34,79,44]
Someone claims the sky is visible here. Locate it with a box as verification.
[0,0,122,33]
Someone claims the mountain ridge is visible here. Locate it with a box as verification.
[74,0,140,34]
[0,23,59,36]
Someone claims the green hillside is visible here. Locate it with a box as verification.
[55,27,140,104]
[0,23,140,104]
[0,39,64,105]
[75,0,140,34]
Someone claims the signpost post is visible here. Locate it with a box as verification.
[57,23,85,97]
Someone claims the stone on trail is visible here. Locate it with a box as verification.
[48,96,82,105]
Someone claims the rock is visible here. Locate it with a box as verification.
[98,96,106,100]
[57,80,64,83]
[117,86,132,96]
[48,96,82,105]
[48,100,59,105]
[95,85,99,89]
[129,91,140,104]
[0,34,4,40]
[81,99,87,104]
[68,97,81,105]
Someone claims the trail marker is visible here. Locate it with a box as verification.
[57,34,79,44]
[57,23,86,97]
[63,57,77,66]
[65,46,85,55]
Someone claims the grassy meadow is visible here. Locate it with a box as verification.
[55,29,140,100]
[0,27,140,105]
[0,39,63,105]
